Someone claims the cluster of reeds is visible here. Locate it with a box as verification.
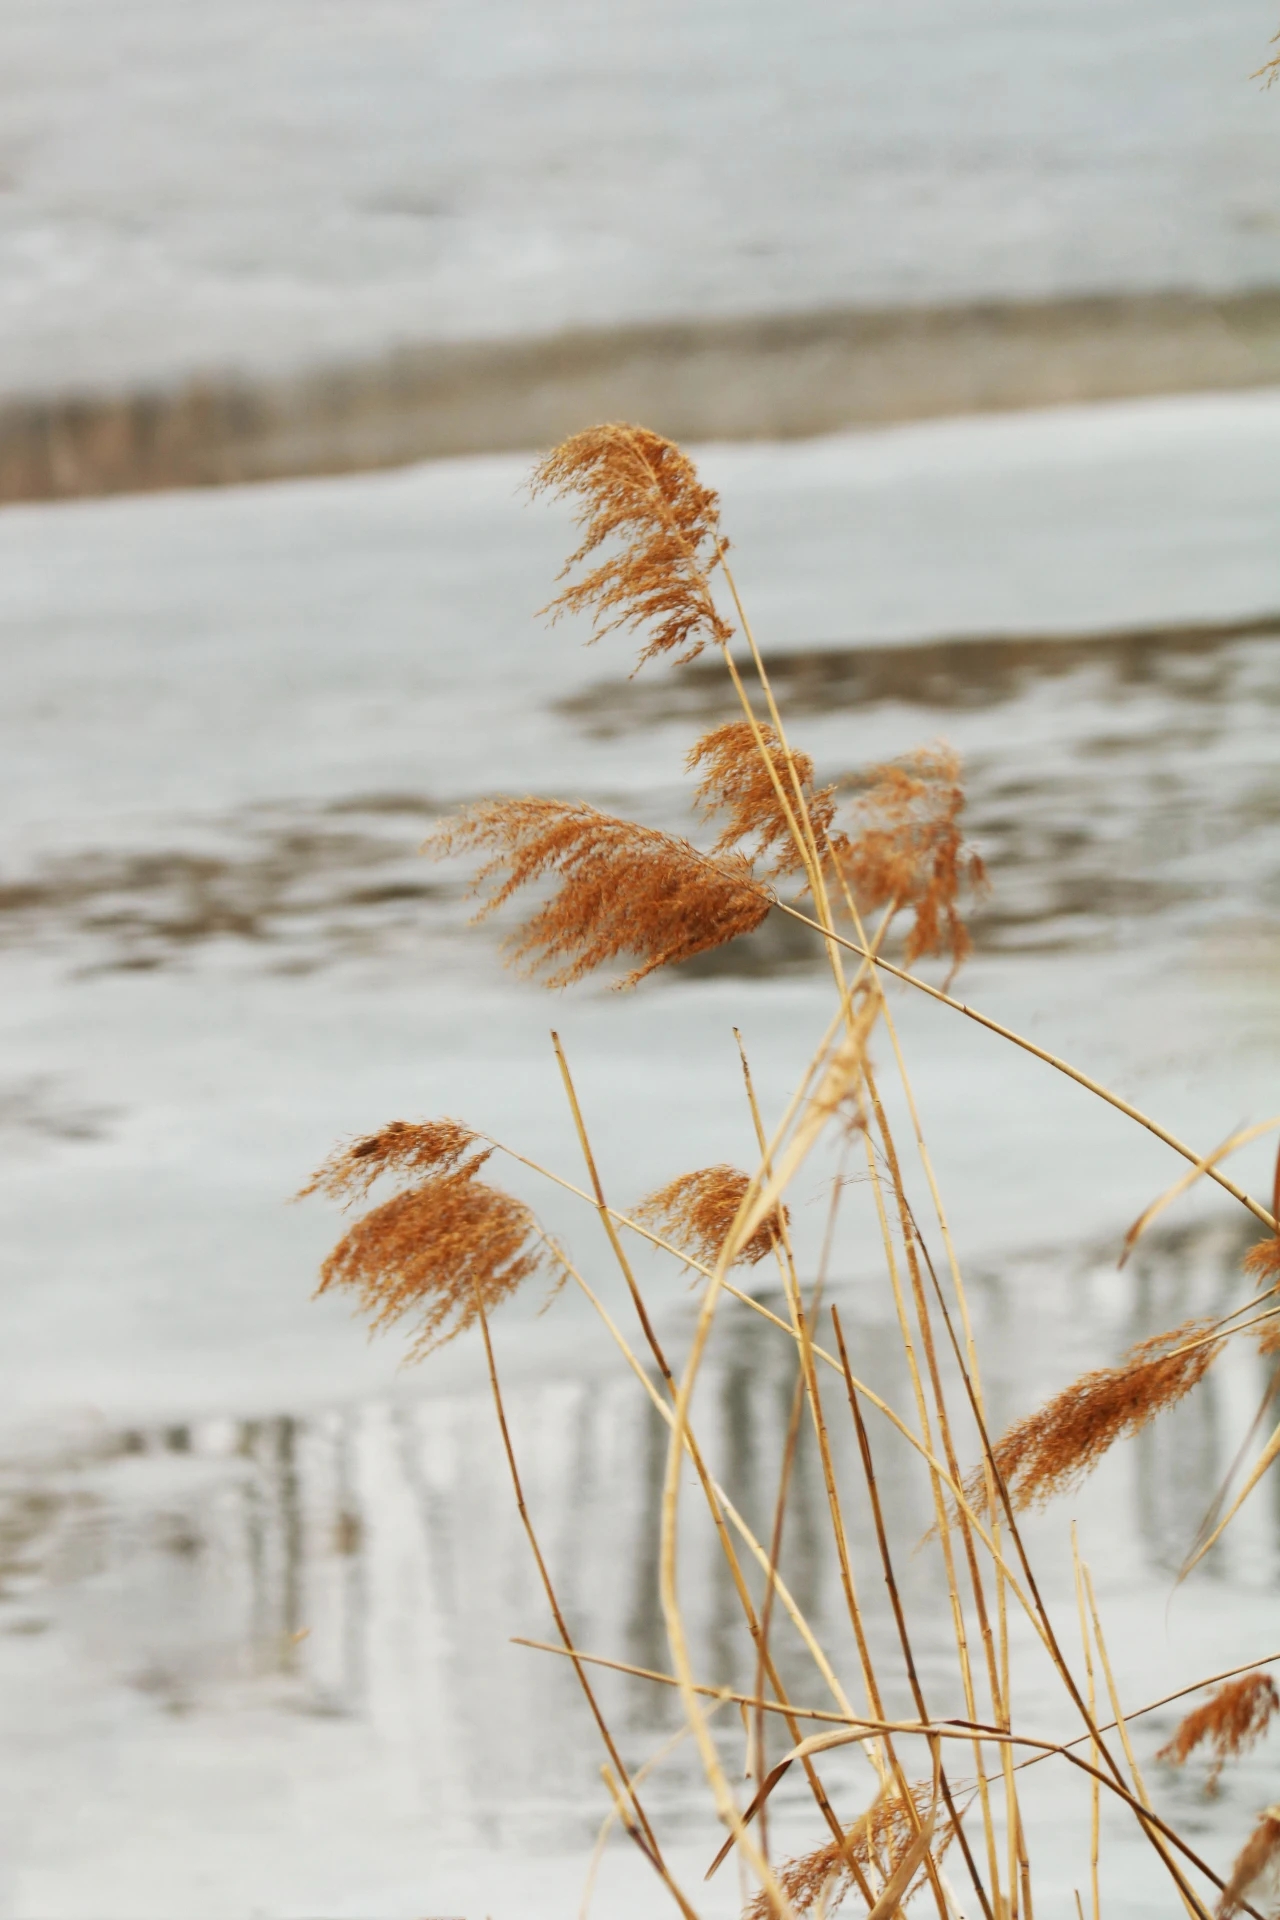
[306,422,1280,1919]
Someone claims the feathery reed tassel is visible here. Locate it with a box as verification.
[688,720,835,875]
[531,424,733,666]
[314,1151,561,1359]
[636,1165,788,1270]
[970,1319,1223,1512]
[426,797,770,986]
[1157,1673,1280,1793]
[744,1781,951,1919]
[1245,1238,1280,1291]
[299,1118,481,1204]
[1219,1806,1280,1919]
[832,746,985,971]
[1242,1145,1280,1352]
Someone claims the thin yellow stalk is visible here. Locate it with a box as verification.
[548,1041,855,1866]
[548,1233,860,1882]
[735,1031,895,1795]
[1081,1565,1203,1920]
[838,1311,998,1920]
[857,1095,1009,1913]
[864,1066,1019,1872]
[1071,1527,1101,1920]
[517,1635,1280,1767]
[470,1285,697,1917]
[777,904,1277,1234]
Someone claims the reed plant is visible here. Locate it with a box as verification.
[305,423,1280,1919]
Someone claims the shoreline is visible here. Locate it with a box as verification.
[3,285,1280,505]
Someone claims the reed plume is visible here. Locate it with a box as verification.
[425,797,770,986]
[636,1164,788,1269]
[314,1150,561,1359]
[531,424,733,667]
[1219,1805,1280,1919]
[832,746,985,971]
[744,1780,951,1919]
[688,720,835,876]
[1157,1672,1280,1792]
[1245,1238,1280,1290]
[970,1319,1223,1512]
[299,1118,480,1204]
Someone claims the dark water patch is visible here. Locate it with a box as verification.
[0,810,454,974]
[560,617,1280,735]
[0,1076,116,1148]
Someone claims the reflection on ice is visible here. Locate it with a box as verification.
[2,1215,1276,1911]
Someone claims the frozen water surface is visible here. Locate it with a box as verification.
[2,393,1280,1914]
[0,0,1277,394]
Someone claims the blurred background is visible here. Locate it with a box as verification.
[2,5,1280,1916]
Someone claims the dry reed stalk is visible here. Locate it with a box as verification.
[426,797,770,985]
[847,893,1023,1903]
[775,905,1279,1234]
[729,1037,938,1909]
[908,1219,1218,1918]
[1071,1529,1102,1920]
[469,1284,699,1919]
[1158,1674,1280,1792]
[855,1093,1011,1914]
[969,1320,1224,1513]
[749,1146,952,1919]
[551,1035,858,1884]
[1120,1119,1280,1268]
[1080,1561,1206,1920]
[837,1309,998,1920]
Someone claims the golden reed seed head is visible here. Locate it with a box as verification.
[531,423,734,667]
[1244,1236,1280,1291]
[1157,1672,1280,1793]
[1243,1232,1280,1354]
[832,745,986,972]
[745,1780,952,1920]
[298,1118,481,1205]
[314,1158,561,1360]
[1219,1806,1280,1919]
[425,797,770,988]
[970,1318,1223,1513]
[688,720,836,876]
[636,1165,788,1269]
